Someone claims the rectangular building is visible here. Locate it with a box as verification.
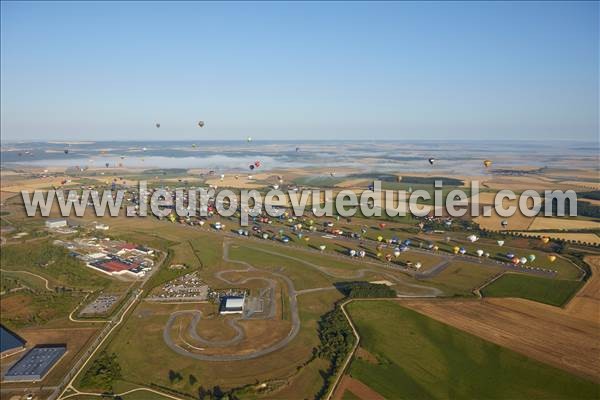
[3,345,67,382]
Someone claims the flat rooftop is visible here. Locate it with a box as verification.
[4,345,66,381]
[0,325,25,354]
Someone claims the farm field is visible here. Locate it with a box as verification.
[527,217,600,231]
[345,300,599,399]
[515,231,600,245]
[481,273,582,306]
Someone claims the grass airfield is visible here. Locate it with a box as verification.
[0,165,599,400]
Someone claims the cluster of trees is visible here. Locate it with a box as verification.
[80,351,122,390]
[314,305,355,399]
[576,201,600,218]
[579,191,600,201]
[337,282,397,298]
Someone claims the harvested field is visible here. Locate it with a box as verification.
[565,256,600,319]
[334,376,384,400]
[528,217,600,231]
[401,297,600,382]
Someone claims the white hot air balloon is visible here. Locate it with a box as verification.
[520,257,528,265]
[467,234,479,243]
[497,240,505,247]
[319,245,326,251]
[349,249,356,257]
[476,249,484,257]
[415,262,422,270]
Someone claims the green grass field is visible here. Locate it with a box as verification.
[426,261,503,296]
[347,300,599,400]
[481,273,583,307]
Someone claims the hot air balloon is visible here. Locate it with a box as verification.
[467,234,478,242]
[433,245,439,251]
[393,248,401,258]
[349,249,356,257]
[512,257,520,265]
[452,246,460,254]
[415,262,422,270]
[428,158,435,165]
[105,162,109,168]
[295,147,300,152]
[476,249,484,257]
[484,252,490,258]
[506,253,515,259]
[319,245,326,251]
[497,240,505,247]
[359,250,366,258]
[247,136,252,142]
[155,123,161,128]
[249,164,255,170]
[501,220,508,227]
[379,223,386,229]
[459,247,466,255]
[385,254,393,262]
[64,149,69,154]
[199,220,205,226]
[520,257,528,265]
[548,255,557,263]
[254,160,261,168]
[376,252,382,258]
[527,254,536,263]
[220,174,225,181]
[198,121,205,128]
[192,143,197,148]
[483,159,492,168]
[262,233,269,240]
[377,236,384,242]
[541,237,550,244]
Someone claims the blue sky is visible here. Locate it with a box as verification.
[1,1,598,141]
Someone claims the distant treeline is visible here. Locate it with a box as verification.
[348,173,463,186]
[579,191,600,201]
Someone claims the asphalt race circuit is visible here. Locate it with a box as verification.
[163,240,442,361]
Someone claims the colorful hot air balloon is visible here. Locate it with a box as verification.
[520,257,528,265]
[459,247,466,255]
[428,158,435,165]
[483,159,492,168]
[541,237,550,244]
[548,255,557,263]
[512,257,520,265]
[527,254,536,263]
[379,223,386,229]
[349,249,356,257]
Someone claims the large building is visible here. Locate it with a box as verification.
[0,325,26,357]
[45,219,67,229]
[219,296,245,314]
[3,345,67,382]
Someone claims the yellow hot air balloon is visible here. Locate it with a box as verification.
[433,245,439,251]
[548,255,557,262]
[541,236,550,244]
[483,160,492,168]
[376,252,382,258]
[377,235,384,242]
[452,246,460,254]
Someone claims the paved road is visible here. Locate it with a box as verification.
[162,241,301,361]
